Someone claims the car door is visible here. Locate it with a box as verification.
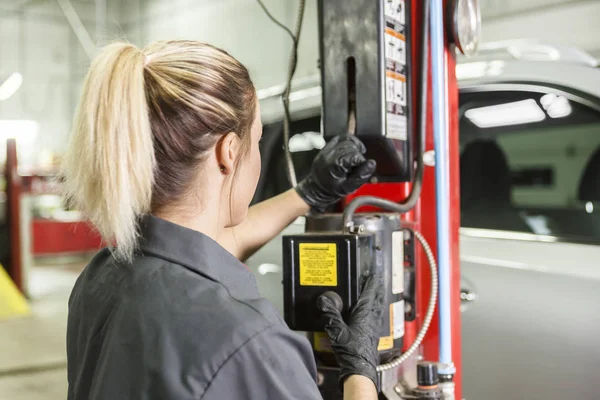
[458,83,600,400]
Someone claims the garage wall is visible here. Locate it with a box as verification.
[1,0,599,164]
[121,0,320,92]
[0,1,129,166]
[480,0,600,57]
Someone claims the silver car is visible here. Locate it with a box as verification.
[249,40,600,400]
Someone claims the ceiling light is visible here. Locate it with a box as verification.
[0,120,38,145]
[465,99,546,128]
[0,73,23,101]
[289,131,326,152]
[540,93,572,119]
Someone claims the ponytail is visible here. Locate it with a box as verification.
[61,43,155,262]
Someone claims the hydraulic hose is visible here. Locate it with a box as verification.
[343,0,430,228]
[377,230,437,371]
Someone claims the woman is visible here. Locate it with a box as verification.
[63,40,382,400]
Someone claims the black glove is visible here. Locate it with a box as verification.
[317,275,384,390]
[295,134,377,212]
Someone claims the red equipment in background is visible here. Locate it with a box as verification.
[3,138,102,293]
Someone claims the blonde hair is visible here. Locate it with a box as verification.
[61,41,257,261]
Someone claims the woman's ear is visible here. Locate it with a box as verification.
[216,132,241,175]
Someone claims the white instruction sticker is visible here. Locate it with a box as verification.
[384,0,408,141]
[386,114,407,141]
[385,0,406,25]
[392,231,405,294]
[392,300,405,339]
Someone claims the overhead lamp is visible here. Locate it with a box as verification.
[465,99,546,128]
[0,73,23,101]
[586,202,594,214]
[0,120,38,145]
[540,93,572,119]
[288,131,326,152]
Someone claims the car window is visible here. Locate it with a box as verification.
[252,116,321,205]
[459,87,600,242]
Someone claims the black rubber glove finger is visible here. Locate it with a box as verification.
[338,134,367,154]
[329,146,366,179]
[373,282,385,309]
[317,296,349,341]
[295,133,369,211]
[372,286,386,323]
[330,156,367,182]
[350,275,383,326]
[321,134,341,151]
[320,274,382,391]
[340,160,377,194]
[332,141,363,159]
[342,151,368,170]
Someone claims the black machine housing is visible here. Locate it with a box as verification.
[318,0,413,181]
[282,232,375,333]
[283,214,416,367]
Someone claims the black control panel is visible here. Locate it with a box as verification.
[282,233,375,333]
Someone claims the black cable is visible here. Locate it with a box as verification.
[255,0,296,44]
[255,0,306,187]
[281,0,306,187]
[343,0,430,227]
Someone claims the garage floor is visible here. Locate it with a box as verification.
[0,263,84,400]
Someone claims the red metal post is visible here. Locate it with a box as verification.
[5,138,24,292]
[445,27,462,396]
[417,1,462,397]
[341,1,462,397]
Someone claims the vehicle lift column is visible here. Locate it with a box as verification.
[282,0,462,399]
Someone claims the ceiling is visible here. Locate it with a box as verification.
[0,0,122,23]
[1,0,598,57]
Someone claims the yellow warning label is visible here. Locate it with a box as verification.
[299,243,338,286]
[378,336,394,351]
[377,303,395,351]
[313,332,333,353]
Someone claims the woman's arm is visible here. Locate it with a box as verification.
[217,189,309,261]
[344,375,378,400]
[218,134,376,261]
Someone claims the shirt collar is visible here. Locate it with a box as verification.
[137,215,259,300]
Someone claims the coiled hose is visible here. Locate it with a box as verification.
[377,230,437,372]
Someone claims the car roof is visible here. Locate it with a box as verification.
[457,39,600,96]
[259,40,600,124]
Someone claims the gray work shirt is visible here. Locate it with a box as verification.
[67,216,323,399]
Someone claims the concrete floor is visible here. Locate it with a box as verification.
[0,262,84,400]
